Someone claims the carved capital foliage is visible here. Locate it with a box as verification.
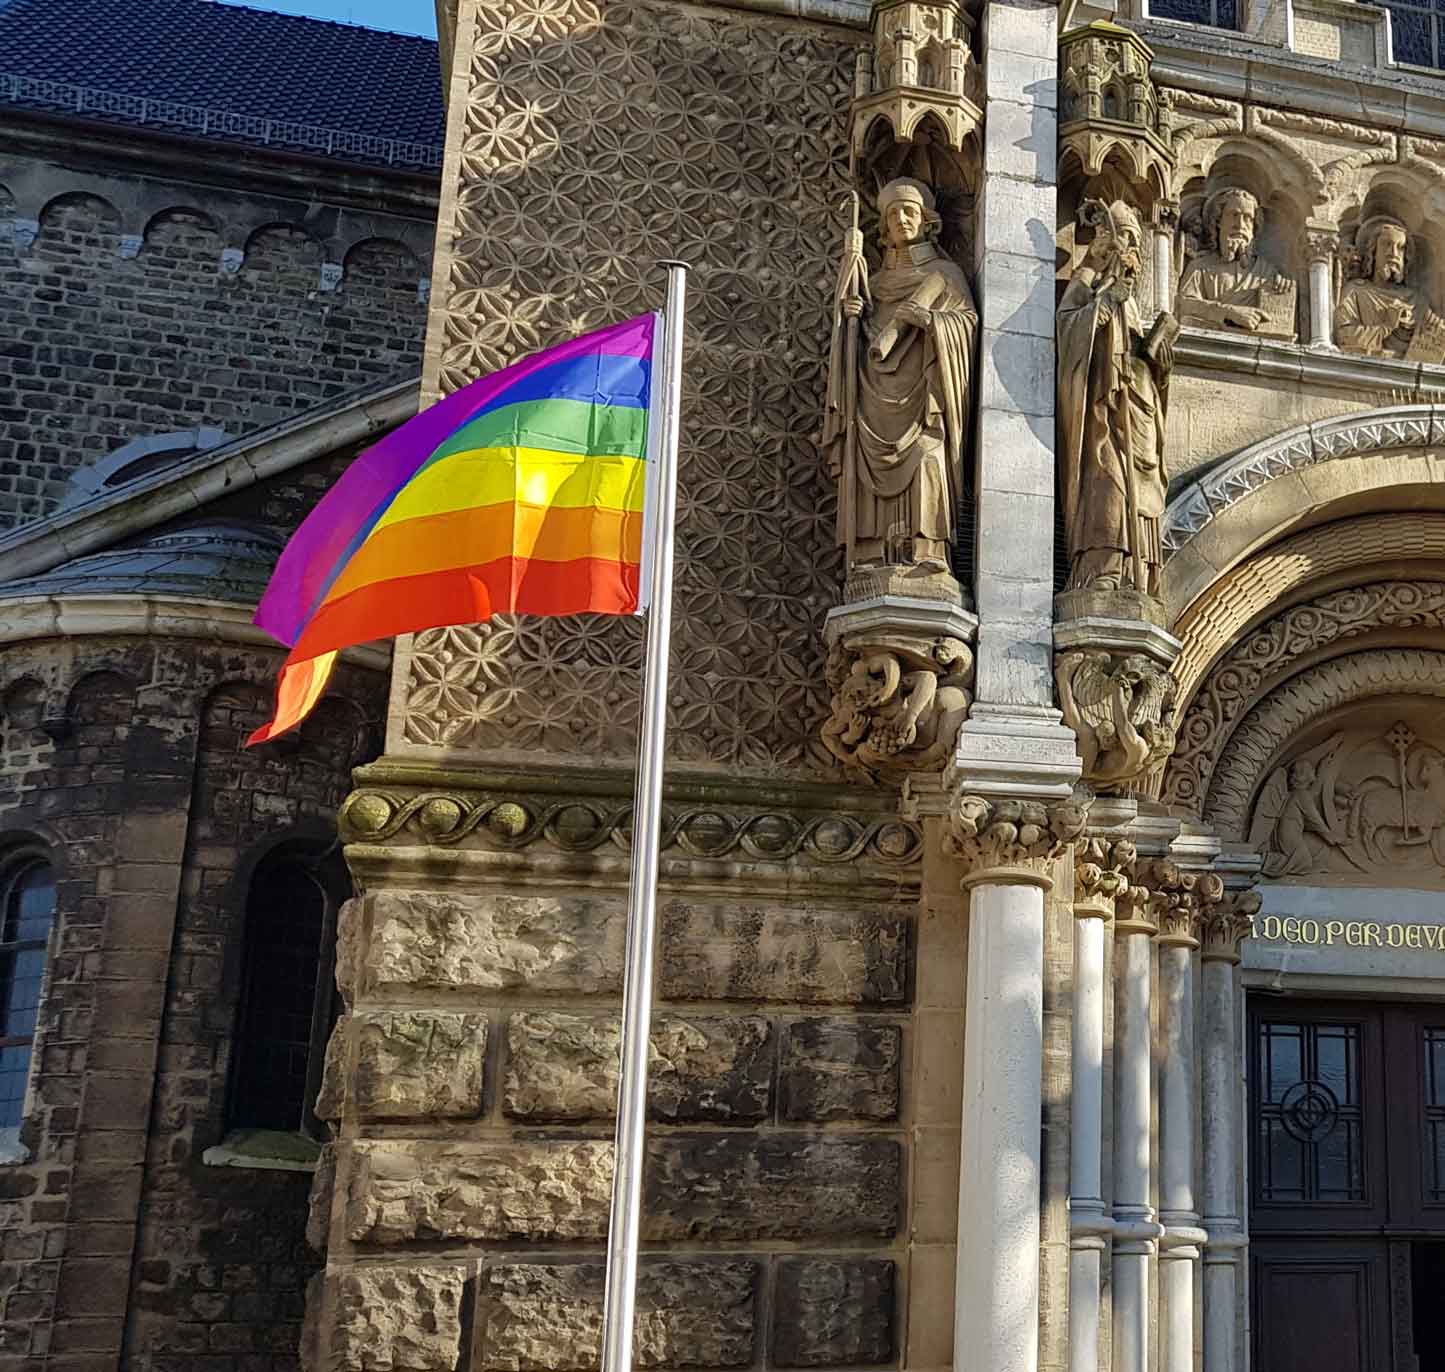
[943,793,1091,880]
[1073,835,1137,914]
[1200,888,1262,964]
[340,787,924,870]
[822,633,973,778]
[1301,227,1339,265]
[1056,648,1179,793]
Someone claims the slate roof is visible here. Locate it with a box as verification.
[0,0,445,169]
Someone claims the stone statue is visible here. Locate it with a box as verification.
[1178,187,1296,338]
[1336,216,1445,362]
[823,178,978,573]
[1057,198,1175,597]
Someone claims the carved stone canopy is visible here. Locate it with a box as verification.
[1059,22,1174,204]
[852,0,982,191]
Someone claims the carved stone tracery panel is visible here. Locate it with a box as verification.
[403,0,861,774]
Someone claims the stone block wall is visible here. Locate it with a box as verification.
[0,143,435,530]
[0,636,385,1370]
[305,772,937,1372]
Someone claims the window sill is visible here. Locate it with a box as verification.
[202,1128,321,1173]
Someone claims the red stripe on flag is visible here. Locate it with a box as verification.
[246,651,339,746]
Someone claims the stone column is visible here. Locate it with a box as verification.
[1111,867,1163,1372]
[1303,227,1338,350]
[952,0,1080,795]
[945,794,1089,1372]
[1199,891,1260,1372]
[1152,203,1178,315]
[1068,839,1125,1372]
[1156,872,1222,1372]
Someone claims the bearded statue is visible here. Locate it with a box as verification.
[1336,215,1445,361]
[1057,198,1175,598]
[1178,187,1295,338]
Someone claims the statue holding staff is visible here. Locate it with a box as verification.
[822,177,978,574]
[1056,198,1176,598]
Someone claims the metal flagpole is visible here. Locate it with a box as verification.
[599,259,688,1372]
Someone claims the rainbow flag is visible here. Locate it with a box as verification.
[247,313,664,744]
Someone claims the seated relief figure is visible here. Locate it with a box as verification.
[1178,186,1296,339]
[1336,215,1445,363]
[1057,199,1177,598]
[822,176,978,573]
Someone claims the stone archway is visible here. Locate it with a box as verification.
[1162,406,1445,620]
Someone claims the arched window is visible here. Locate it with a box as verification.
[227,843,347,1138]
[0,855,56,1134]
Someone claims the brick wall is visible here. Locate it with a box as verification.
[0,147,434,530]
[0,638,384,1371]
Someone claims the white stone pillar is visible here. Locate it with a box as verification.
[1303,228,1337,350]
[1152,204,1177,316]
[1068,844,1117,1372]
[1111,883,1160,1372]
[1157,876,1219,1372]
[1199,894,1258,1372]
[952,0,1080,794]
[947,796,1088,1372]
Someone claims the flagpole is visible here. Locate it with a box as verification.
[600,260,688,1372]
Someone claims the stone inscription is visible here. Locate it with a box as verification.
[1257,914,1445,950]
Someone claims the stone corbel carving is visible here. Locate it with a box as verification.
[1337,216,1445,364]
[1056,649,1178,790]
[944,791,1091,877]
[1178,187,1296,340]
[822,632,974,777]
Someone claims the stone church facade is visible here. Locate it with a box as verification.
[300,0,1445,1371]
[8,0,1445,1370]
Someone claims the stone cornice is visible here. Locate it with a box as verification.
[0,594,388,668]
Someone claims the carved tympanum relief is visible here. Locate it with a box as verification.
[1178,187,1296,339]
[1057,198,1176,599]
[400,0,859,772]
[1337,216,1445,363]
[1248,722,1445,879]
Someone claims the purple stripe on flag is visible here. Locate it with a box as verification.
[255,313,657,645]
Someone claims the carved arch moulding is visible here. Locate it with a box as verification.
[1161,405,1445,617]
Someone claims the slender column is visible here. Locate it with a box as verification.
[1111,872,1163,1372]
[947,794,1089,1372]
[1157,873,1222,1372]
[1152,203,1178,316]
[1199,892,1260,1372]
[1303,227,1338,349]
[1068,840,1123,1372]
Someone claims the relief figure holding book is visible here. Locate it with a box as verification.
[822,177,978,573]
[1057,199,1176,598]
[1178,187,1296,339]
[1336,216,1445,363]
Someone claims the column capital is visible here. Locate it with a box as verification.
[1073,834,1134,918]
[1200,887,1262,964]
[1300,224,1340,266]
[944,791,1090,889]
[1153,864,1226,949]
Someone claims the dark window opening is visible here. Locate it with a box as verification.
[1384,1,1445,69]
[0,856,56,1130]
[227,844,345,1137]
[1149,0,1239,28]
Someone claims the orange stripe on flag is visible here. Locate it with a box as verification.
[291,556,640,662]
[247,650,339,746]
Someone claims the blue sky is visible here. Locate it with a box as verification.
[223,0,438,37]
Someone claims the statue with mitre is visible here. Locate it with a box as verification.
[822,177,978,575]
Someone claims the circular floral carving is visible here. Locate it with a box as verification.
[343,792,394,835]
